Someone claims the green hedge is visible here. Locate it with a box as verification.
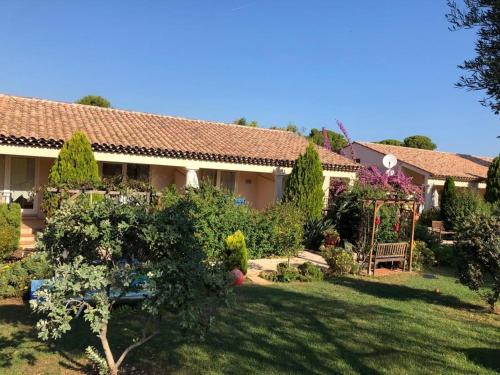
[0,252,52,298]
[0,203,21,260]
[159,183,304,260]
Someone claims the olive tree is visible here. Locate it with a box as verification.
[31,198,231,375]
[457,214,500,311]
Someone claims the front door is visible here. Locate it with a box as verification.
[10,157,37,215]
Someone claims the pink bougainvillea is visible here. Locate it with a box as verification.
[357,165,423,203]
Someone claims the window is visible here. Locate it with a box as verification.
[220,171,236,193]
[199,169,236,192]
[101,163,150,183]
[0,155,4,191]
[11,157,35,209]
[127,164,150,182]
[102,163,123,179]
[200,169,217,186]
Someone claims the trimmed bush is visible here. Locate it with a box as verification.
[298,262,324,281]
[49,131,101,188]
[321,246,355,275]
[283,143,324,220]
[440,177,456,229]
[225,230,248,274]
[0,203,21,260]
[0,252,52,298]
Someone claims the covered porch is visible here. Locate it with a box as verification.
[0,144,357,218]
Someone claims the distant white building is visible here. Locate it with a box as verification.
[342,142,492,210]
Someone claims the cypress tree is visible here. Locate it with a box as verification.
[485,155,500,203]
[49,131,101,187]
[440,177,456,229]
[283,143,324,220]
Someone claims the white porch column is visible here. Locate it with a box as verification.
[274,167,287,201]
[322,174,331,208]
[185,167,199,189]
[424,182,434,210]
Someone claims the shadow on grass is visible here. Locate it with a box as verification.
[463,348,500,372]
[130,284,495,374]
[0,281,496,374]
[332,276,484,311]
[0,300,95,373]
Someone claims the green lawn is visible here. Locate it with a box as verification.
[0,270,499,374]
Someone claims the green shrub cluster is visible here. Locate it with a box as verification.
[302,218,338,250]
[446,190,490,230]
[321,247,355,275]
[418,208,441,227]
[0,203,21,260]
[259,261,324,283]
[225,230,248,274]
[415,224,460,268]
[0,252,52,298]
[412,241,436,270]
[159,184,303,260]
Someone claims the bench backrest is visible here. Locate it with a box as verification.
[432,221,445,231]
[375,242,407,257]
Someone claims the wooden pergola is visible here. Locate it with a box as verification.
[366,196,419,276]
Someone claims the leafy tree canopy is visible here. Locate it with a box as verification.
[378,139,404,146]
[270,123,300,134]
[447,0,500,114]
[457,214,500,311]
[403,135,437,150]
[308,128,348,152]
[32,198,232,375]
[485,155,500,202]
[233,117,258,127]
[48,131,101,188]
[283,143,324,220]
[76,95,111,108]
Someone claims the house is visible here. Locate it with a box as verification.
[0,94,359,248]
[344,141,493,209]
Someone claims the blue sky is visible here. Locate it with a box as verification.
[0,1,498,156]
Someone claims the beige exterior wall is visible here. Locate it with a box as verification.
[255,173,275,210]
[236,171,257,207]
[401,166,425,185]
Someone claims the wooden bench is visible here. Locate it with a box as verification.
[431,221,455,240]
[373,242,408,271]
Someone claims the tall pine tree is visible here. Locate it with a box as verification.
[283,143,324,220]
[49,131,101,187]
[485,155,500,203]
[440,177,456,229]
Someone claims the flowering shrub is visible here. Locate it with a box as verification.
[357,166,423,203]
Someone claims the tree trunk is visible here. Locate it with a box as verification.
[99,324,118,375]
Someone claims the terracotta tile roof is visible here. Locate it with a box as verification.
[0,94,358,171]
[355,141,493,181]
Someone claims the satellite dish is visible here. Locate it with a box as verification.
[382,154,397,169]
